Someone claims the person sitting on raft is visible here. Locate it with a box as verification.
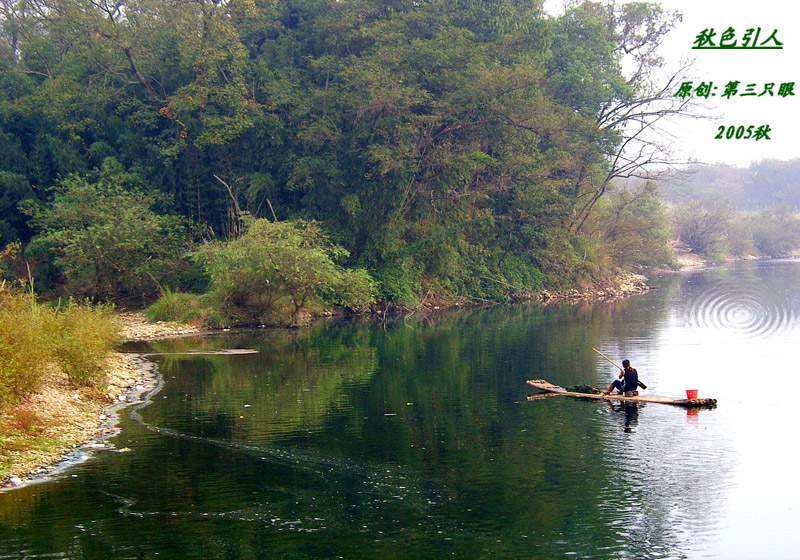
[605,359,641,396]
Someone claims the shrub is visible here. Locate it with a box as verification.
[196,218,378,325]
[588,184,674,268]
[331,268,379,311]
[725,218,755,257]
[669,203,800,260]
[749,208,800,257]
[376,262,421,309]
[146,289,207,324]
[53,300,120,386]
[672,201,734,261]
[0,286,120,405]
[0,289,53,404]
[499,255,545,298]
[11,406,42,435]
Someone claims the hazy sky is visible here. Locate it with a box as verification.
[545,0,800,167]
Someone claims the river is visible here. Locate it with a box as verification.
[1,260,799,559]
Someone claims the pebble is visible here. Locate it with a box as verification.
[117,311,199,341]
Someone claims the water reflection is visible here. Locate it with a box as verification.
[606,401,640,433]
[0,260,799,559]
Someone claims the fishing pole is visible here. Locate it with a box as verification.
[592,346,621,369]
[591,347,647,389]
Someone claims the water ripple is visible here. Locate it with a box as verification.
[682,280,798,339]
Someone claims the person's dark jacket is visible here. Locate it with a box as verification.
[622,367,639,392]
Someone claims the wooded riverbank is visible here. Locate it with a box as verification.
[1,269,652,489]
[9,254,764,489]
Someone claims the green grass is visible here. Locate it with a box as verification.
[145,289,207,324]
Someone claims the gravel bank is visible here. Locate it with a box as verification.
[1,313,196,490]
[536,271,650,304]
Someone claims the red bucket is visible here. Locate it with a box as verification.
[685,389,698,400]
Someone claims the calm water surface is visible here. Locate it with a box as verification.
[2,260,800,559]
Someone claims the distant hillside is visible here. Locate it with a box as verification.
[657,160,800,210]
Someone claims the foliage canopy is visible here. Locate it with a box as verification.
[0,0,692,304]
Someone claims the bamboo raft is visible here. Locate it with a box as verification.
[526,379,717,408]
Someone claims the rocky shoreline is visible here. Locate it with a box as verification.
[117,311,201,340]
[535,271,650,304]
[0,313,198,490]
[410,270,651,312]
[0,355,162,490]
[663,243,792,274]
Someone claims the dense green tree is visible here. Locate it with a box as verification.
[0,171,33,244]
[1,0,695,305]
[27,159,192,300]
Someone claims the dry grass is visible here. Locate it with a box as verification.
[54,301,120,386]
[9,407,42,435]
[0,363,104,480]
[0,288,120,405]
[0,291,54,403]
[0,287,124,483]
